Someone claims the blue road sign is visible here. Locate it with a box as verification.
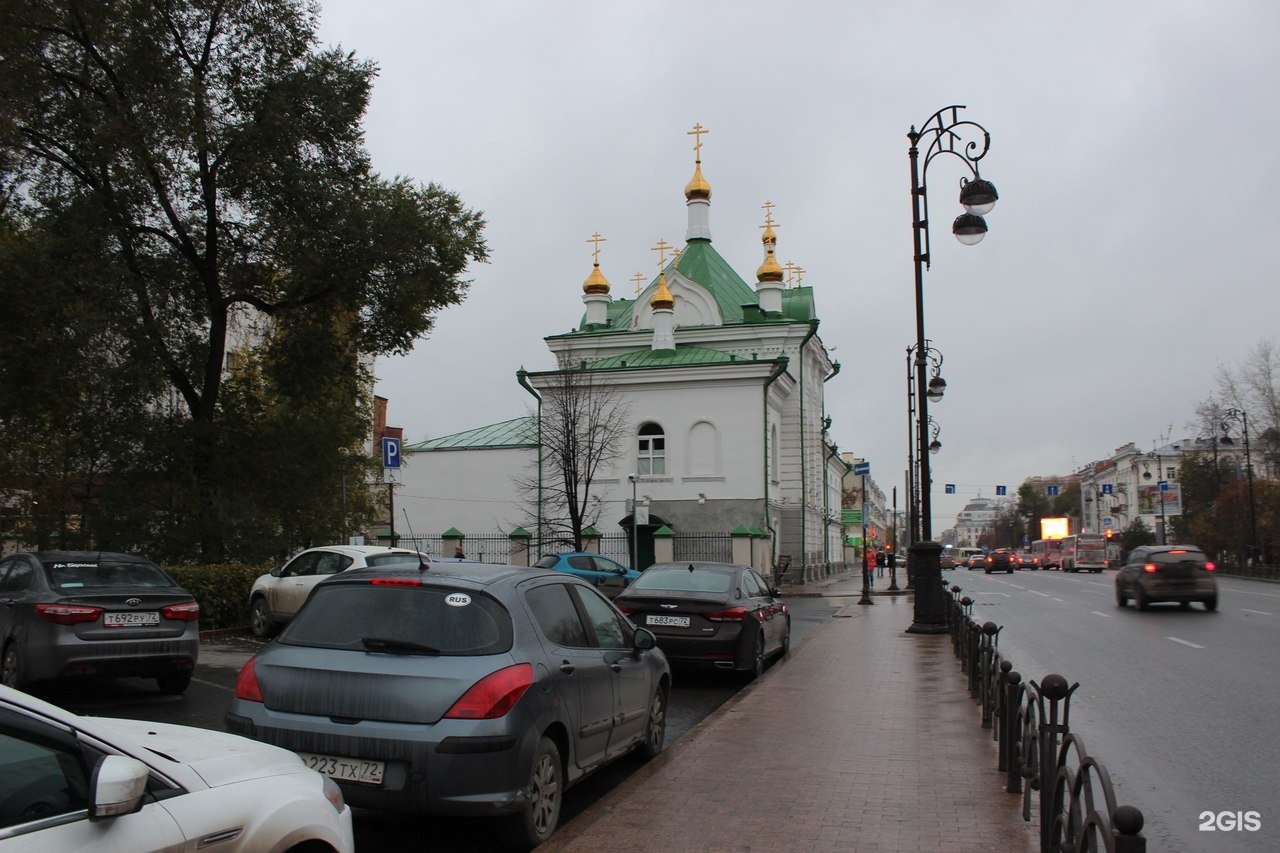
[996,485,1007,496]
[853,461,870,476]
[1102,483,1114,494]
[945,484,956,494]
[1047,485,1060,496]
[382,436,401,468]
[1158,480,1169,492]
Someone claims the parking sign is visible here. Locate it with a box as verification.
[382,436,401,469]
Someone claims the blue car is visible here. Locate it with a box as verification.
[533,552,639,598]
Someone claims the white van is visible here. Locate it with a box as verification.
[954,547,985,568]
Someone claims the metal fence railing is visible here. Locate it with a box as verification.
[945,581,1147,852]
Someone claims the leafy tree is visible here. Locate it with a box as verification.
[0,0,487,560]
[1119,518,1155,557]
[516,368,631,552]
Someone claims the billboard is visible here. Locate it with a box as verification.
[1137,483,1182,516]
[1040,517,1070,539]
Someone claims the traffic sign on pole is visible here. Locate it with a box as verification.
[853,461,870,476]
[382,437,401,469]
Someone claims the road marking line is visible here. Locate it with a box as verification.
[1242,608,1273,616]
[192,676,233,692]
[1167,637,1205,649]
[1090,611,1112,618]
[1051,597,1065,602]
[1031,591,1052,598]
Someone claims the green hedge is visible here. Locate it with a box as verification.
[165,562,272,632]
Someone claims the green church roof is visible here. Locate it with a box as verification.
[584,345,758,370]
[406,416,538,451]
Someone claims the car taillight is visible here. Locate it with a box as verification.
[36,603,101,625]
[704,606,748,622]
[371,578,422,587]
[162,601,200,622]
[445,663,534,719]
[1143,563,1158,573]
[1205,561,1216,571]
[614,603,636,615]
[234,657,264,702]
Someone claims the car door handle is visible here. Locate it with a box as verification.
[560,662,576,674]
[610,662,623,673]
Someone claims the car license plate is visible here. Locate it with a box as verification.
[296,752,385,785]
[104,611,159,627]
[647,614,690,628]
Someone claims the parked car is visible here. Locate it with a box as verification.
[0,551,199,694]
[227,561,670,849]
[1016,550,1040,570]
[1115,545,1218,611]
[939,552,957,569]
[985,549,1017,574]
[533,552,640,598]
[965,553,987,570]
[249,545,427,638]
[612,561,790,680]
[0,683,353,850]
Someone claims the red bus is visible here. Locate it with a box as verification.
[1060,534,1108,572]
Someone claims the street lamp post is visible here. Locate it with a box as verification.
[905,341,945,546]
[1221,408,1259,565]
[627,473,639,570]
[1142,449,1168,545]
[905,105,998,635]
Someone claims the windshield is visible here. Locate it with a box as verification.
[281,583,513,655]
[44,559,175,589]
[632,568,734,593]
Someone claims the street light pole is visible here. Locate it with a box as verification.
[1222,408,1259,564]
[905,105,997,635]
[905,341,945,547]
[627,473,638,570]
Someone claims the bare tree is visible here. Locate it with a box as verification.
[515,369,631,552]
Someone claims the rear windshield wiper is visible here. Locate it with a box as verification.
[360,637,441,655]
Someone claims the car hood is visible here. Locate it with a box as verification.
[95,717,305,788]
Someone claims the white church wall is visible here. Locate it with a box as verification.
[398,446,534,537]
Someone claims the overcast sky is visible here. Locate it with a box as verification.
[314,0,1280,532]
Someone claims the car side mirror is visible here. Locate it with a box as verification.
[89,755,149,821]
[632,626,658,654]
[771,587,782,597]
[270,567,282,578]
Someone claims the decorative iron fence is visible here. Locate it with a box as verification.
[672,532,733,562]
[944,581,1147,852]
[396,535,510,564]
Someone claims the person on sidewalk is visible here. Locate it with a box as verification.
[864,548,876,587]
[875,548,886,578]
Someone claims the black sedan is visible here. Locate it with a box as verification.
[0,550,200,693]
[613,562,790,680]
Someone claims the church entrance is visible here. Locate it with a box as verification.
[620,513,666,571]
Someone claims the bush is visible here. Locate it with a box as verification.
[165,562,271,632]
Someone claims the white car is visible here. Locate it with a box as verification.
[249,545,427,638]
[0,684,353,851]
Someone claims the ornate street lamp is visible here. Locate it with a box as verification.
[905,341,945,545]
[906,105,998,635]
[1220,408,1259,565]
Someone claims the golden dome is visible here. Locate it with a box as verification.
[582,263,610,295]
[761,223,777,245]
[756,249,784,283]
[650,276,675,310]
[684,160,712,201]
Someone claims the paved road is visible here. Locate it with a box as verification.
[947,567,1279,853]
[26,594,843,851]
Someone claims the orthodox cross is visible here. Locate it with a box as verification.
[586,231,606,264]
[632,272,645,295]
[687,122,709,158]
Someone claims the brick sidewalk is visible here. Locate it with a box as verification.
[543,593,1038,852]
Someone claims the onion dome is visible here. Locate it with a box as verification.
[757,247,784,283]
[582,263,610,295]
[650,275,675,310]
[761,222,777,246]
[684,160,711,201]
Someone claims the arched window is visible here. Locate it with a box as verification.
[637,422,666,475]
[687,420,719,475]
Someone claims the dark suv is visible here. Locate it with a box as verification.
[984,549,1016,574]
[1115,545,1218,611]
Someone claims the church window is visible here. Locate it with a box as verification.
[637,422,666,475]
[687,420,720,475]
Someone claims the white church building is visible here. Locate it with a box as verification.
[397,128,851,581]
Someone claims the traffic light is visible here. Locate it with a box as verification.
[1104,528,1114,540]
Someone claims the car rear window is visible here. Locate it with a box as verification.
[533,555,559,568]
[631,568,734,593]
[364,553,423,567]
[280,583,513,655]
[1151,549,1207,565]
[43,560,174,589]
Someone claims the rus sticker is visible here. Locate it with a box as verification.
[445,593,471,608]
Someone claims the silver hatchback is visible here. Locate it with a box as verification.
[226,561,670,850]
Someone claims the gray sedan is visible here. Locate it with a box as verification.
[226,561,670,850]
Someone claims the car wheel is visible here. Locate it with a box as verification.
[1007,568,1013,574]
[743,632,765,681]
[1,643,25,690]
[1204,596,1218,612]
[1134,585,1150,611]
[1115,585,1127,608]
[156,673,191,695]
[498,736,562,849]
[250,597,278,639]
[984,569,991,574]
[641,685,668,760]
[779,619,791,657]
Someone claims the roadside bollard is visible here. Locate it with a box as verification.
[1113,804,1147,853]
[1002,670,1022,791]
[978,622,1000,726]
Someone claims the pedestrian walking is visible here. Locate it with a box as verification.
[875,549,886,578]
[864,548,876,587]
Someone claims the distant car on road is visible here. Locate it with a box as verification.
[1115,545,1218,611]
[249,545,426,638]
[985,549,1017,574]
[533,552,639,598]
[228,560,670,849]
[0,683,354,851]
[965,554,987,570]
[939,552,957,569]
[0,551,199,694]
[1016,550,1040,570]
[613,562,789,680]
